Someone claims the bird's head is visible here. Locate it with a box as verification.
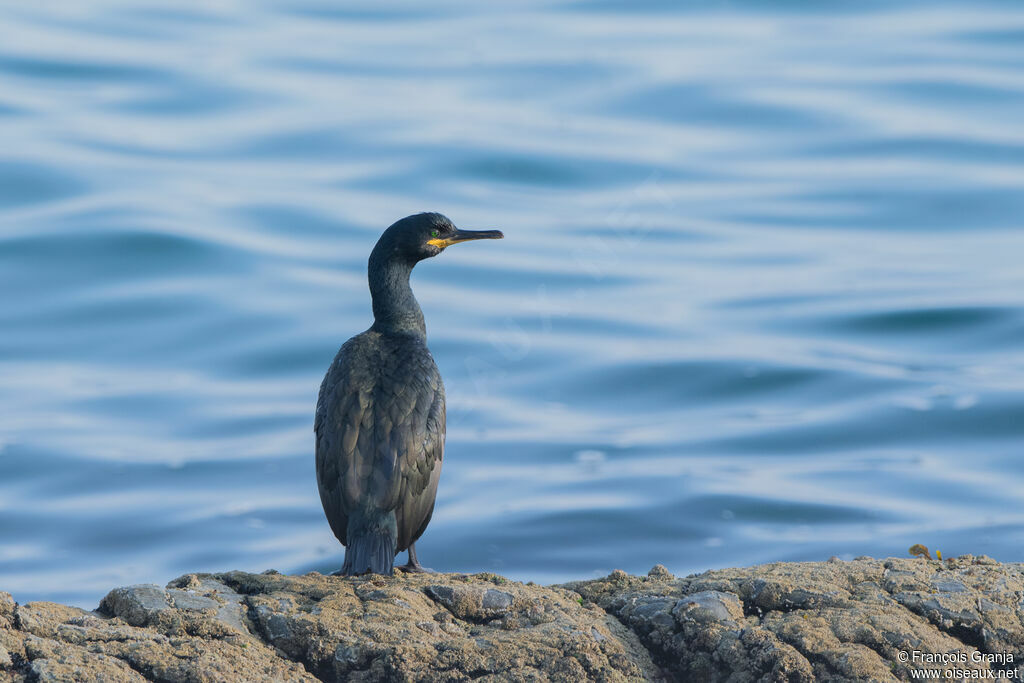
[374,212,503,264]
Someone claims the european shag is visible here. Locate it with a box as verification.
[315,213,503,575]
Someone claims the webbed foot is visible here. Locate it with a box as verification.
[396,543,435,573]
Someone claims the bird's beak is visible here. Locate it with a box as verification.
[428,229,504,249]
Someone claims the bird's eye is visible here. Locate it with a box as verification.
[431,229,440,238]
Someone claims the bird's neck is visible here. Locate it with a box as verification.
[368,256,426,338]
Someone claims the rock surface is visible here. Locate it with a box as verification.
[567,555,1024,682]
[0,556,1021,681]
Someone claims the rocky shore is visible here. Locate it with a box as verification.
[2,555,1022,682]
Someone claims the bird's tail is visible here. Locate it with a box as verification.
[340,508,397,575]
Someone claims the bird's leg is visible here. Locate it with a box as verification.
[396,543,435,573]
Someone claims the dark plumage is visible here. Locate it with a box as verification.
[315,213,503,575]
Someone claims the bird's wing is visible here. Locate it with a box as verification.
[396,362,445,550]
[315,334,445,550]
[315,335,372,544]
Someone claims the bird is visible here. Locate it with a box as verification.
[315,212,503,575]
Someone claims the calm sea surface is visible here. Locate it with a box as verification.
[1,1,1023,608]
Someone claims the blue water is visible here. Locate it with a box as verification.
[1,1,1023,609]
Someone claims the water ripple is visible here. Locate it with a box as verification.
[1,1,1024,607]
